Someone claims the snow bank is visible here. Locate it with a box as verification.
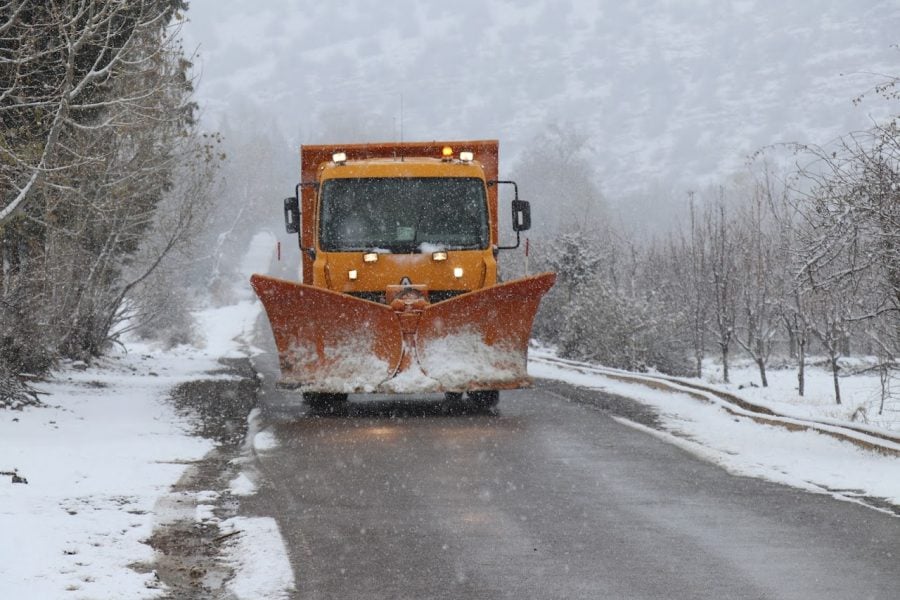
[219,517,295,599]
[0,353,212,597]
[0,299,263,598]
[252,430,279,452]
[696,358,899,432]
[239,230,278,279]
[229,472,258,497]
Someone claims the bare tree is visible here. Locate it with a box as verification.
[705,194,739,383]
[789,119,900,404]
[770,197,813,396]
[685,194,709,378]
[652,208,708,378]
[187,118,295,302]
[122,134,220,346]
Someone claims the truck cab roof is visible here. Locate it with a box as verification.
[318,157,487,180]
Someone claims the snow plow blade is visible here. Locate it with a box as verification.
[250,272,556,394]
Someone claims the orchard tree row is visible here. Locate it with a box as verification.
[523,110,898,412]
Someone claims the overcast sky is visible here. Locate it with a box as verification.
[181,0,899,200]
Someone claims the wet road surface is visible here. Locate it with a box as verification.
[244,351,899,600]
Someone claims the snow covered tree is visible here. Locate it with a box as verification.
[732,179,783,387]
[788,121,900,404]
[531,226,692,375]
[0,0,212,380]
[530,228,605,346]
[765,187,813,396]
[662,193,711,378]
[704,195,739,383]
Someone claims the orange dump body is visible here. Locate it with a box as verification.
[251,140,555,394]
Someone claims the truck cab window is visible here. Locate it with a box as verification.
[318,177,489,252]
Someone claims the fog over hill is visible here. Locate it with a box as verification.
[182,0,898,222]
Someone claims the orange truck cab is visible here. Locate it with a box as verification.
[251,140,554,410]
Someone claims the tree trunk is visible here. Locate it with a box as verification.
[797,339,806,397]
[756,357,768,387]
[754,335,767,387]
[830,353,841,405]
[721,343,730,383]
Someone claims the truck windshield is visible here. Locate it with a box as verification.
[319,177,489,252]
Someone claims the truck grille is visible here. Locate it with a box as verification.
[347,290,466,304]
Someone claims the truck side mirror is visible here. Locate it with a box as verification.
[284,196,300,234]
[511,199,531,232]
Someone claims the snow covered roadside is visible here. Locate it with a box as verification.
[695,359,898,432]
[0,231,296,598]
[529,350,900,512]
[209,413,294,600]
[0,299,258,598]
[218,517,294,599]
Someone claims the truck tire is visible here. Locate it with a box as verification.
[303,392,349,413]
[468,390,499,410]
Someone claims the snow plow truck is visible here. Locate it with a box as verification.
[250,140,555,410]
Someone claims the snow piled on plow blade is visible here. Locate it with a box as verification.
[251,273,556,394]
[280,334,394,393]
[417,328,527,391]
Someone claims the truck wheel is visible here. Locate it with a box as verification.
[303,392,349,413]
[468,390,499,410]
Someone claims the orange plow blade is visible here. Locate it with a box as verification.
[250,275,403,391]
[414,273,557,391]
[250,272,556,394]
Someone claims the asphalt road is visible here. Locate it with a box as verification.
[244,350,899,600]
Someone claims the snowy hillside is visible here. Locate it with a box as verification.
[182,0,898,196]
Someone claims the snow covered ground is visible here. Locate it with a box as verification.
[698,357,899,432]
[0,301,260,597]
[0,231,294,598]
[0,291,278,597]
